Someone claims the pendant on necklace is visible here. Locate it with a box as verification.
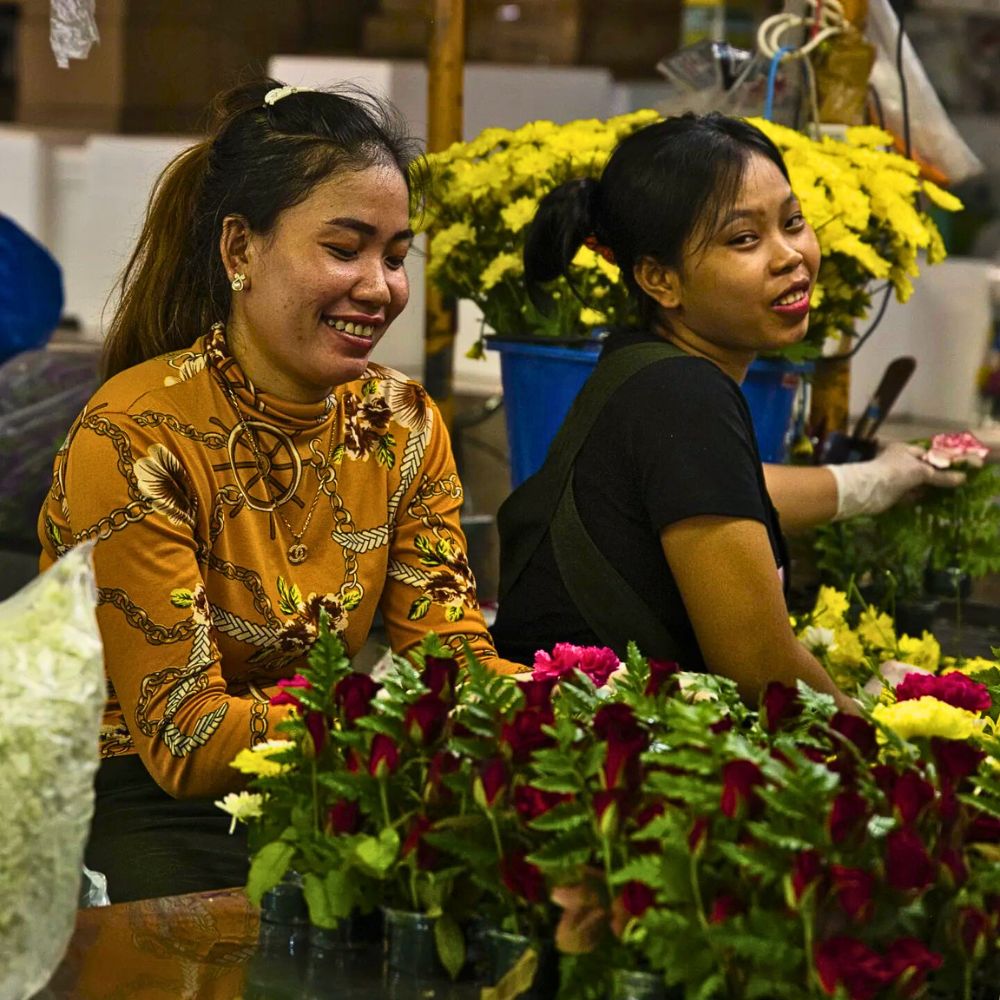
[288,543,308,565]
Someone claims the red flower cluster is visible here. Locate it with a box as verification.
[815,936,941,1000]
[895,672,991,713]
[532,643,620,687]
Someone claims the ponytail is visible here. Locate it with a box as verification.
[101,141,216,381]
[523,178,599,315]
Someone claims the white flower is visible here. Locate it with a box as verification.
[799,625,836,653]
[264,86,300,107]
[215,791,265,833]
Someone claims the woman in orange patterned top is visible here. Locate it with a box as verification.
[38,78,512,902]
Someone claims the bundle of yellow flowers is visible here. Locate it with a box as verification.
[423,113,961,360]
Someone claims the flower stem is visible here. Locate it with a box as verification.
[379,779,392,831]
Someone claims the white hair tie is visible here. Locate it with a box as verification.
[263,86,302,107]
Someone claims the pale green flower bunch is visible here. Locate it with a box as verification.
[422,112,961,360]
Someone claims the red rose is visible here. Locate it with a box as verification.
[402,813,438,870]
[500,850,545,903]
[334,673,380,727]
[645,658,680,697]
[895,672,991,713]
[830,865,874,921]
[425,750,461,803]
[620,880,656,917]
[891,769,935,825]
[369,733,400,778]
[882,938,942,996]
[513,785,570,822]
[791,850,823,903]
[500,707,555,764]
[932,738,985,787]
[326,799,360,835]
[761,682,801,732]
[886,828,934,891]
[940,846,968,887]
[517,677,556,711]
[828,790,868,845]
[593,788,627,836]
[476,756,508,808]
[404,693,449,745]
[814,937,887,1000]
[710,716,735,735]
[688,816,709,852]
[422,656,458,702]
[830,713,878,760]
[720,760,765,819]
[708,894,743,924]
[270,673,312,709]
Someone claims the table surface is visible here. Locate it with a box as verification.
[36,889,491,1000]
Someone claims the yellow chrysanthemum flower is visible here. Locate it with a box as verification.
[857,608,896,651]
[872,697,982,741]
[479,251,523,292]
[813,586,850,628]
[231,739,291,777]
[896,632,941,673]
[579,307,607,326]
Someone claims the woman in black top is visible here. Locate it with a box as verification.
[492,114,865,712]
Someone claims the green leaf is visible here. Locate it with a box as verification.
[434,913,466,980]
[170,588,194,608]
[276,575,303,616]
[331,443,345,464]
[341,587,362,611]
[414,534,440,566]
[246,839,295,906]
[527,801,589,832]
[408,596,432,621]
[302,869,356,928]
[353,827,400,877]
[445,604,464,623]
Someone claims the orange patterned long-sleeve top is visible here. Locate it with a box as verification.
[39,326,514,799]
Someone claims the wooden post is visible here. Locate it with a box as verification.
[424,0,465,425]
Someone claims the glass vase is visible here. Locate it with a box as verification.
[383,907,449,980]
[486,928,558,999]
[610,968,670,1000]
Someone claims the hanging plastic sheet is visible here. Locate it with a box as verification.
[49,0,99,68]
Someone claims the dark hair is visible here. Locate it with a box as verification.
[102,77,424,381]
[524,113,790,326]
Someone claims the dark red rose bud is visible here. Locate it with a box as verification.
[891,769,935,826]
[799,745,828,764]
[720,760,765,819]
[761,682,801,732]
[476,756,508,808]
[594,703,644,742]
[402,813,438,870]
[326,799,360,835]
[645,658,681,697]
[404,692,449,745]
[334,673,380,727]
[791,850,823,903]
[940,846,968,887]
[513,785,570,822]
[688,816,709,852]
[814,937,882,998]
[871,764,897,796]
[517,677,557,711]
[828,790,868,845]
[427,750,461,788]
[886,828,934,891]
[830,713,878,760]
[500,849,545,903]
[968,813,1000,843]
[304,711,329,754]
[633,800,665,830]
[882,937,942,992]
[932,738,986,787]
[422,656,459,702]
[593,788,628,836]
[959,907,991,956]
[369,733,400,778]
[500,708,556,763]
[830,865,874,921]
[621,880,656,917]
[708,894,743,924]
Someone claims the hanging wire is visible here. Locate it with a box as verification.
[764,45,796,120]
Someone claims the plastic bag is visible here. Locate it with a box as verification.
[0,544,105,1000]
[49,0,99,69]
[867,0,983,184]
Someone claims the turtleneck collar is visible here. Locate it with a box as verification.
[204,324,336,432]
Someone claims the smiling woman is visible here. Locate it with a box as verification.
[36,78,514,904]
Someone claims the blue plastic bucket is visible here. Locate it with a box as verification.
[487,337,601,487]
[740,358,811,463]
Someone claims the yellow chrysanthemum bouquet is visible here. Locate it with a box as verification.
[423,113,961,360]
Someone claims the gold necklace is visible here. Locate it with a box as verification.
[213,335,334,565]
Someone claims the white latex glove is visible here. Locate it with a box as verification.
[827,442,966,521]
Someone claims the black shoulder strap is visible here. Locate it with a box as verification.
[497,340,686,660]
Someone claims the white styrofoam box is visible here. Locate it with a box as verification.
[848,257,997,426]
[267,56,615,392]
[0,126,51,244]
[67,134,191,333]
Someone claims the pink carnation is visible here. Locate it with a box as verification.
[532,642,620,687]
[895,672,992,713]
[923,432,990,469]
